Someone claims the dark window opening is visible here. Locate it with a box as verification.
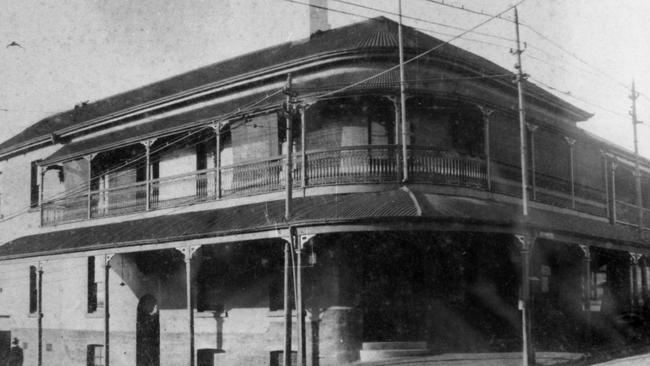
[448,106,484,157]
[30,161,41,208]
[87,344,104,366]
[88,257,98,313]
[29,266,37,314]
[269,350,297,366]
[407,97,484,156]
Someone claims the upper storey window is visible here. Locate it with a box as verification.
[407,97,484,157]
[305,95,395,150]
[30,160,41,208]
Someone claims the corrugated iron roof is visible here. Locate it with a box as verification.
[0,189,417,259]
[40,92,284,165]
[0,16,591,157]
[1,187,645,260]
[415,193,644,244]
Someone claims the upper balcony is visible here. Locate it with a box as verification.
[36,93,645,234]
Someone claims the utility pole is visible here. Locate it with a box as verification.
[512,7,529,217]
[282,74,298,366]
[398,0,409,182]
[630,80,643,233]
[512,7,534,366]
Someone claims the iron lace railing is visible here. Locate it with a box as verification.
[41,145,610,226]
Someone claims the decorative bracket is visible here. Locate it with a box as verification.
[84,153,97,162]
[515,234,534,252]
[105,253,115,266]
[477,105,495,119]
[299,234,316,250]
[564,137,576,146]
[176,245,201,261]
[630,252,643,265]
[211,121,222,133]
[526,123,538,133]
[578,245,591,259]
[140,138,157,150]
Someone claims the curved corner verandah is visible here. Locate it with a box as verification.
[38,94,618,227]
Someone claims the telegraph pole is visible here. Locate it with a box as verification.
[282,74,297,366]
[513,7,529,217]
[512,7,534,366]
[630,80,643,233]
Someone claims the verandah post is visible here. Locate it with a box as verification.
[177,246,199,366]
[37,262,43,366]
[283,240,293,366]
[104,254,114,366]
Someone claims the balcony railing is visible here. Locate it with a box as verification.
[42,145,607,226]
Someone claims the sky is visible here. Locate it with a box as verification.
[1,0,650,156]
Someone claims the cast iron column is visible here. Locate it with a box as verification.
[178,246,199,366]
[516,234,534,365]
[37,262,43,366]
[104,254,113,366]
[284,240,293,366]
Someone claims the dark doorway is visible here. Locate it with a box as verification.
[137,295,160,366]
[0,331,10,363]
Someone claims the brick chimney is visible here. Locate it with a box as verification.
[310,0,330,35]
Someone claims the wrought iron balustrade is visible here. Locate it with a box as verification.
[220,156,285,197]
[90,181,148,218]
[41,192,89,226]
[40,145,614,226]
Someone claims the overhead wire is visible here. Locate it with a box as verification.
[416,0,635,98]
[283,0,515,50]
[328,0,516,42]
[522,52,630,96]
[529,76,629,120]
[520,22,630,91]
[419,0,516,23]
[293,73,514,93]
[305,0,528,103]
